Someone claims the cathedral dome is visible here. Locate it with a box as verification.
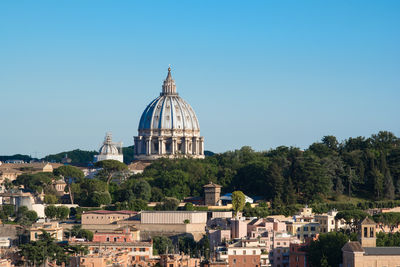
[99,134,119,155]
[134,67,204,160]
[99,143,119,155]
[138,67,200,135]
[94,133,124,163]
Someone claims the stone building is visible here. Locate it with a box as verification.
[134,67,204,160]
[81,210,135,225]
[204,182,222,206]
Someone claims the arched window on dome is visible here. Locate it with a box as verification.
[165,141,171,154]
[152,141,159,154]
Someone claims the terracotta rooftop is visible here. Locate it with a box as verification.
[361,216,376,225]
[128,161,152,171]
[342,241,364,252]
[83,210,136,215]
[203,182,221,188]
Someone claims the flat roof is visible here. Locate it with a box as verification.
[364,247,400,255]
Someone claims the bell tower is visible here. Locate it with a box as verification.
[359,216,376,247]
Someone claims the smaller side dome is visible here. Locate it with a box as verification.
[99,133,120,155]
[94,133,124,163]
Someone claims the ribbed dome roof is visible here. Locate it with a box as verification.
[99,133,120,155]
[138,68,200,133]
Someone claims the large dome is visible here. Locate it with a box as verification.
[134,67,204,160]
[138,95,200,133]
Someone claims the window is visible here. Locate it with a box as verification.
[243,250,246,255]
[310,226,315,231]
[106,237,110,242]
[297,227,301,231]
[233,259,236,264]
[114,237,117,242]
[303,234,308,239]
[277,242,280,245]
[140,256,146,261]
[233,251,236,255]
[303,227,308,231]
[253,250,256,255]
[364,227,368,238]
[370,227,374,237]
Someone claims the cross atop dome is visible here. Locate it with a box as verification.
[161,66,178,95]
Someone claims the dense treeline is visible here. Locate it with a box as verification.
[118,131,400,207]
[0,154,34,162]
[12,131,400,211]
[44,149,97,164]
[43,146,135,165]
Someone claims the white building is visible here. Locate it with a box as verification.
[94,133,123,163]
[134,67,205,160]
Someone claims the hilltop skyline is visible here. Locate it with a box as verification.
[1,1,400,157]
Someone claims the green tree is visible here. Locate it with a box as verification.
[45,205,58,219]
[94,160,128,184]
[44,194,58,204]
[132,179,152,201]
[232,191,245,217]
[13,172,53,193]
[184,202,195,211]
[150,187,164,202]
[307,232,348,267]
[383,169,395,200]
[56,206,70,220]
[53,165,84,179]
[155,197,180,211]
[19,230,82,265]
[335,210,368,231]
[90,191,112,207]
[152,236,173,255]
[128,199,147,211]
[68,225,93,241]
[54,165,85,204]
[15,206,37,226]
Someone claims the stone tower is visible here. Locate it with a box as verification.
[203,182,221,206]
[359,216,376,247]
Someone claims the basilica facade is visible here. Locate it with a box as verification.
[134,68,204,160]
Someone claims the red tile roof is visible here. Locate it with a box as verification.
[83,210,136,215]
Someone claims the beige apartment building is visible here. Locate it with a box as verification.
[30,222,63,241]
[315,210,346,233]
[286,221,319,241]
[216,239,270,267]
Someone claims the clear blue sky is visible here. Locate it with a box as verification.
[1,1,399,158]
